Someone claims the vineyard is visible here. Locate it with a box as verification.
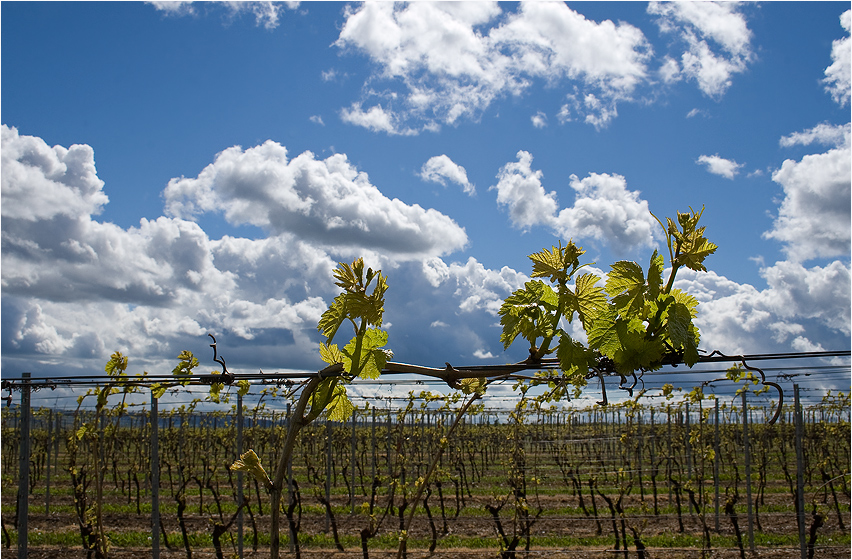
[2,216,851,559]
[2,377,850,559]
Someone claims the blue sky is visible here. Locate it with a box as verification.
[2,1,850,402]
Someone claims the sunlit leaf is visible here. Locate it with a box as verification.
[326,384,355,422]
[209,382,224,404]
[460,377,487,395]
[666,302,692,349]
[320,342,343,365]
[498,280,558,350]
[606,261,646,315]
[230,449,272,488]
[151,383,166,400]
[670,288,699,318]
[333,259,362,293]
[529,245,567,283]
[587,305,620,357]
[172,351,199,379]
[105,351,128,377]
[556,335,592,378]
[306,378,338,423]
[318,294,347,342]
[574,272,606,330]
[236,379,251,397]
[647,250,664,299]
[672,207,717,272]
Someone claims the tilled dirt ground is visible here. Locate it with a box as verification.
[7,492,850,559]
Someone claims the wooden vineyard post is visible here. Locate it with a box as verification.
[17,372,31,559]
[794,384,807,557]
[742,391,755,553]
[151,389,160,559]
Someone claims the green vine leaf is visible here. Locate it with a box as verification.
[665,301,693,349]
[556,335,592,377]
[151,383,166,399]
[647,250,665,299]
[318,295,347,343]
[306,378,339,423]
[325,383,355,422]
[173,350,199,386]
[320,342,344,365]
[606,260,646,315]
[105,351,128,377]
[460,376,487,395]
[573,272,606,330]
[672,207,718,272]
[587,304,620,357]
[498,280,558,350]
[342,328,389,380]
[610,317,664,373]
[209,382,225,403]
[670,288,699,318]
[230,450,272,489]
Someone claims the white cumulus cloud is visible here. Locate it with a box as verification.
[335,2,652,134]
[148,1,298,29]
[554,173,657,254]
[649,1,754,98]
[163,139,468,259]
[491,151,559,231]
[1,125,109,221]
[824,9,851,106]
[0,128,476,378]
[764,132,851,262]
[491,151,656,253]
[675,261,850,356]
[779,122,850,148]
[420,155,475,195]
[696,154,744,179]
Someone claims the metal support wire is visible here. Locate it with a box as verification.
[2,350,848,404]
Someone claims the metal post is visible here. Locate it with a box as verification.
[46,408,52,515]
[351,410,357,514]
[237,393,244,558]
[286,403,294,554]
[387,410,392,478]
[742,391,754,553]
[667,406,672,503]
[151,390,160,558]
[17,373,31,559]
[326,418,332,533]
[371,408,376,484]
[794,385,807,558]
[55,412,62,478]
[714,398,720,532]
[686,403,693,514]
